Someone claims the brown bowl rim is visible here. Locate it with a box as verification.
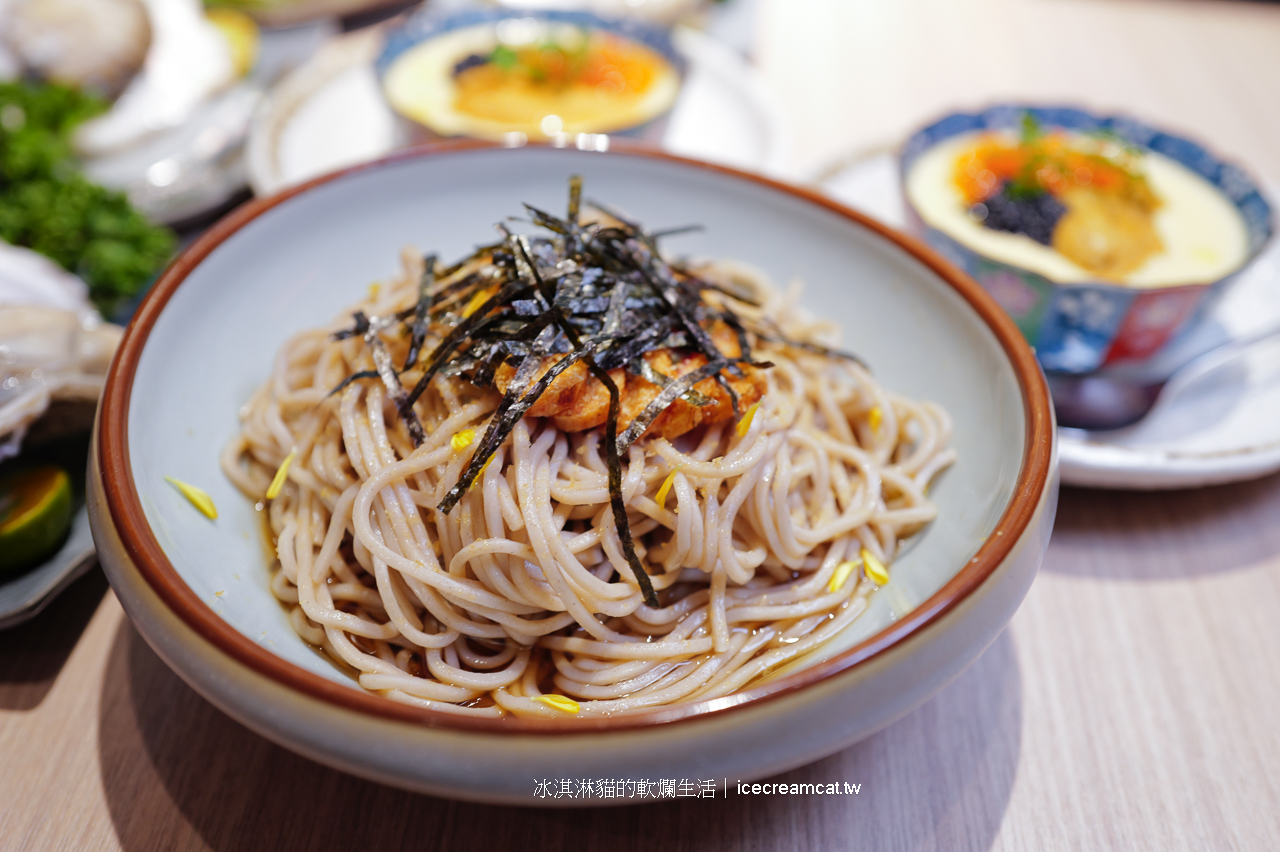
[98,139,1054,735]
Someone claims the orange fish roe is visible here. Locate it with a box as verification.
[953,132,1143,205]
[577,34,659,94]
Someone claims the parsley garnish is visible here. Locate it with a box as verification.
[0,81,175,318]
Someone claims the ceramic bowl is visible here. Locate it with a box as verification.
[376,8,684,144]
[89,142,1056,805]
[900,105,1274,375]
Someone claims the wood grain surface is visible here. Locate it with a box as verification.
[5,482,1280,851]
[5,0,1280,848]
[759,0,1280,183]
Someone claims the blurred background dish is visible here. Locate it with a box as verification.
[246,13,787,196]
[0,74,155,625]
[816,145,1280,490]
[0,80,177,319]
[0,305,120,460]
[70,0,240,158]
[70,0,260,225]
[1,0,153,100]
[493,0,704,27]
[245,26,406,197]
[898,105,1273,378]
[0,477,96,628]
[4,0,782,222]
[1,0,256,225]
[0,249,121,627]
[204,0,411,28]
[0,0,343,225]
[378,9,683,142]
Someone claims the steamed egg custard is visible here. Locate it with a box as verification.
[906,125,1250,287]
[383,19,680,140]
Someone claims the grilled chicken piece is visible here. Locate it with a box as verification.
[500,357,627,433]
[493,321,766,441]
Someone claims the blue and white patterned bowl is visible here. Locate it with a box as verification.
[900,105,1274,375]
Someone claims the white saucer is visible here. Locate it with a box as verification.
[816,151,1280,490]
[245,25,791,197]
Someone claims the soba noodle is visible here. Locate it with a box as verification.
[222,249,954,719]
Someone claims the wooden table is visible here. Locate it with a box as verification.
[5,0,1280,848]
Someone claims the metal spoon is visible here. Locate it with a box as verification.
[1049,318,1280,431]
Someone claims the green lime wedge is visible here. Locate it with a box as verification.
[0,466,73,575]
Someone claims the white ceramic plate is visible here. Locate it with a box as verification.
[817,151,1280,490]
[90,145,1054,802]
[245,26,791,197]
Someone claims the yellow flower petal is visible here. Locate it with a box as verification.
[534,694,581,714]
[265,450,296,500]
[862,546,889,586]
[655,468,679,509]
[868,406,883,433]
[166,476,217,520]
[828,559,860,593]
[469,454,495,490]
[366,281,381,301]
[451,429,476,452]
[736,402,760,438]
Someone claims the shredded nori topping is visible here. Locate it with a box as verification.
[325,178,865,609]
[402,254,437,371]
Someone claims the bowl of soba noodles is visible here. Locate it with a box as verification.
[88,141,1056,804]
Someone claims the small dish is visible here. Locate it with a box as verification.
[493,0,705,27]
[245,23,787,196]
[231,0,406,29]
[900,105,1273,376]
[0,434,97,630]
[0,506,96,630]
[377,9,684,142]
[89,142,1055,802]
[816,148,1280,489]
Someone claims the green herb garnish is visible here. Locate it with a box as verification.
[1007,153,1048,199]
[483,28,593,86]
[1019,111,1042,146]
[490,44,518,70]
[0,81,175,318]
